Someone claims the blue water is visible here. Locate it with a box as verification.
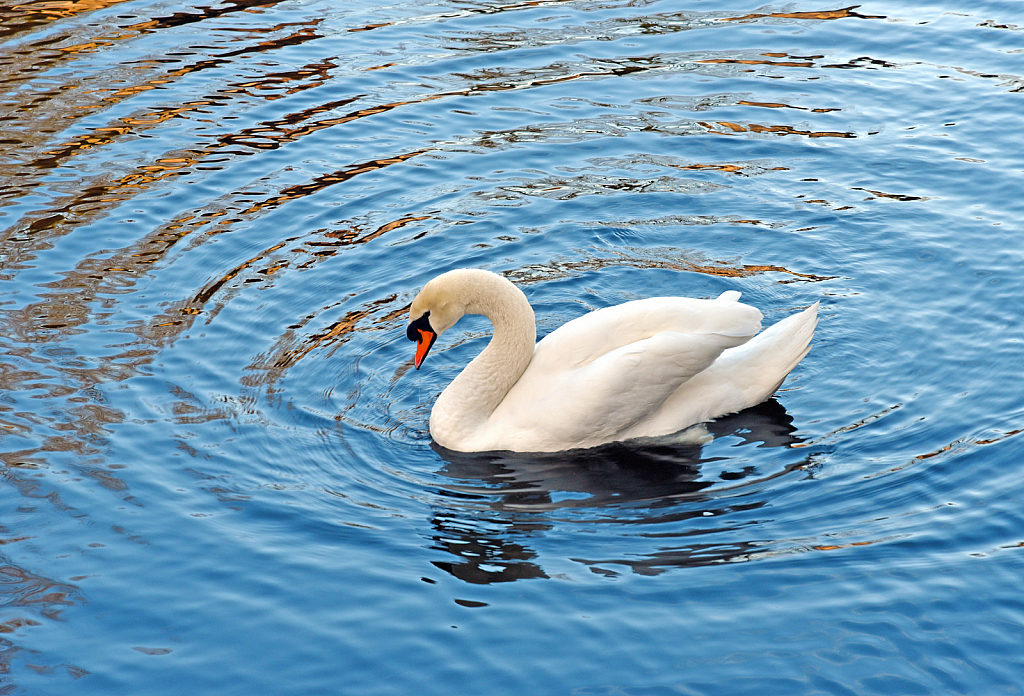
[2,0,1024,693]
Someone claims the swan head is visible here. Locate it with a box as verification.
[406,270,471,369]
[406,269,534,370]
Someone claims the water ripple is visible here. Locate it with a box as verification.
[2,0,1024,691]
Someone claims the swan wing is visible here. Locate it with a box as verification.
[491,326,750,451]
[530,296,762,371]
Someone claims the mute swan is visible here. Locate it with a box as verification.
[407,269,817,453]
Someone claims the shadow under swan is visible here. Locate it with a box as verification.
[427,398,816,584]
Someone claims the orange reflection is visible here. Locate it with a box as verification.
[241,150,430,216]
[852,187,929,201]
[346,0,581,33]
[1,0,128,42]
[11,0,125,16]
[509,249,836,286]
[813,540,878,551]
[699,121,855,138]
[721,6,885,22]
[700,58,815,68]
[179,213,431,328]
[916,428,1023,461]
[738,99,839,113]
[679,163,789,174]
[244,292,402,386]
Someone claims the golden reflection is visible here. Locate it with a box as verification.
[31,53,328,167]
[5,17,324,175]
[852,187,929,201]
[243,290,404,388]
[7,41,856,256]
[193,242,290,305]
[9,147,432,354]
[700,57,815,68]
[1,0,128,42]
[346,0,580,33]
[214,231,835,379]
[131,212,432,369]
[510,249,837,287]
[680,163,750,173]
[276,309,371,368]
[348,22,392,33]
[0,564,80,609]
[856,426,1024,481]
[22,95,405,252]
[213,93,362,149]
[11,0,124,15]
[738,99,840,113]
[239,151,430,216]
[699,121,855,138]
[792,404,902,450]
[720,6,885,22]
[916,428,1023,461]
[813,540,879,551]
[699,51,903,80]
[223,215,429,382]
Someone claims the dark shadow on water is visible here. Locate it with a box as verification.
[427,399,811,583]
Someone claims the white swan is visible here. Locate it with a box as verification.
[407,269,818,453]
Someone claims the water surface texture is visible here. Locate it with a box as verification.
[2,0,1024,693]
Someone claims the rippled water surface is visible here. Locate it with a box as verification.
[2,0,1024,693]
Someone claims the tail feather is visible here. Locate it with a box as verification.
[623,301,819,438]
[759,301,817,368]
[719,300,818,399]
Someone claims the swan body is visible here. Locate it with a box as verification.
[407,269,817,453]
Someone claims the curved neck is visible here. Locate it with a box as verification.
[430,272,536,447]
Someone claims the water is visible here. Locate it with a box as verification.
[2,0,1023,693]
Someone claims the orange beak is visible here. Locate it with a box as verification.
[413,328,437,369]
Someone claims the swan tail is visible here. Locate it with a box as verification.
[724,300,819,398]
[628,301,818,438]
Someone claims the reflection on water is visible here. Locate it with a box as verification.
[429,400,810,582]
[436,399,804,510]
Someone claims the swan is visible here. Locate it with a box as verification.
[407,269,818,453]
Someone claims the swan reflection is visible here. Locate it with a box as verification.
[427,399,814,583]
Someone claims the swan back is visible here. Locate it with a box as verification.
[530,295,762,372]
[488,295,765,450]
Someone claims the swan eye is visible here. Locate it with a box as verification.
[407,311,432,342]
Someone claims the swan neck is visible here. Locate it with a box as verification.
[430,273,536,447]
